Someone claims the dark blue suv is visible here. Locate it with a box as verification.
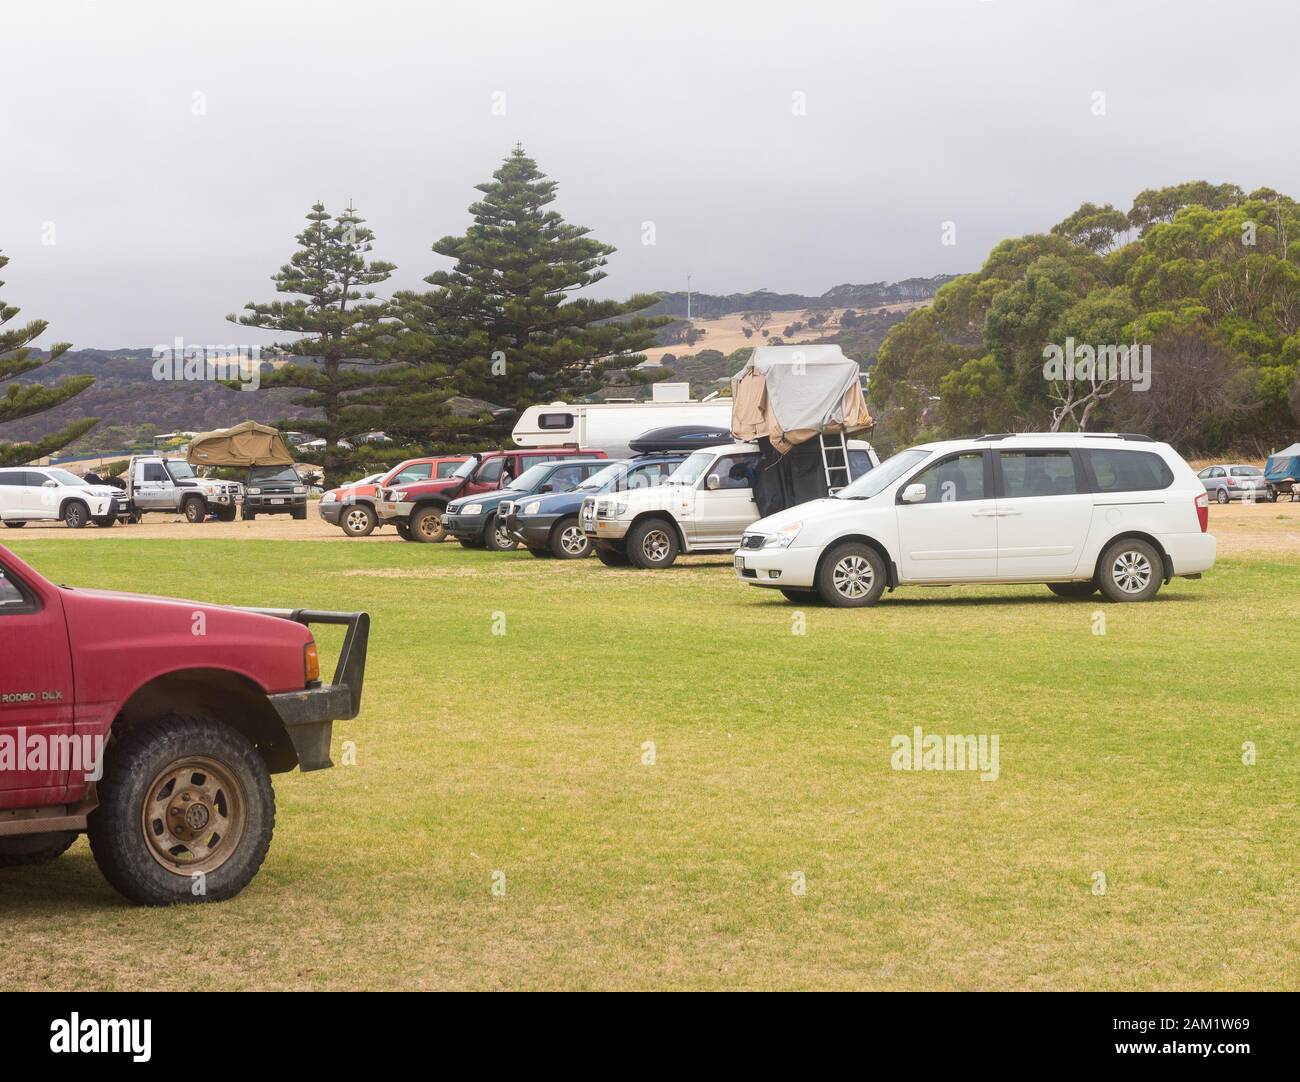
[502,454,688,558]
[442,458,610,550]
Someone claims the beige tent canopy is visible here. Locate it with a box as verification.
[730,345,872,453]
[186,421,295,467]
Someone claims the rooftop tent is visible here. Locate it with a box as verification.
[186,421,295,468]
[627,424,731,455]
[1264,442,1300,484]
[730,344,872,454]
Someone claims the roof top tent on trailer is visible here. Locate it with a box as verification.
[512,383,734,458]
[729,344,875,517]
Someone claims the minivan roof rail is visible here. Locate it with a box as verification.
[973,432,1153,442]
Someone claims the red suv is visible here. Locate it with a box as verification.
[0,543,368,904]
[320,455,468,537]
[376,448,606,542]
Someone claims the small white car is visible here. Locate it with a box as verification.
[0,466,124,529]
[734,434,1216,606]
[581,440,878,568]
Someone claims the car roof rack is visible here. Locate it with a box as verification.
[973,432,1153,442]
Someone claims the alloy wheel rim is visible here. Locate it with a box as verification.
[560,526,587,555]
[345,509,370,532]
[643,529,670,562]
[1112,550,1152,593]
[833,554,874,598]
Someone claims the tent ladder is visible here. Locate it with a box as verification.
[818,429,853,495]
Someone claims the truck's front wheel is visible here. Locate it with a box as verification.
[182,497,206,523]
[87,715,276,905]
[409,505,447,543]
[0,831,78,868]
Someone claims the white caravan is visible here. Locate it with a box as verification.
[512,384,733,458]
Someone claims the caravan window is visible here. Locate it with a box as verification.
[538,412,574,431]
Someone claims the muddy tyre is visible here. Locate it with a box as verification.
[0,831,78,868]
[87,715,275,905]
[409,505,447,543]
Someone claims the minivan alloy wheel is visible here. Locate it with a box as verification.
[832,554,875,599]
[1111,550,1152,594]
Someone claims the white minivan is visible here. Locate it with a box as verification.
[734,434,1215,606]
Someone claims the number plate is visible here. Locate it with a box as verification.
[271,498,285,504]
[734,555,745,570]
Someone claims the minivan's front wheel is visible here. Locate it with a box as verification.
[1047,582,1098,599]
[1098,538,1162,603]
[87,715,275,905]
[627,518,679,569]
[816,542,887,607]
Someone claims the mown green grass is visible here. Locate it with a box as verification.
[2,537,1298,990]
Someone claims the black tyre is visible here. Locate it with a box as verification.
[1097,538,1163,603]
[241,507,256,521]
[549,516,591,559]
[0,831,78,868]
[182,497,206,523]
[127,512,142,524]
[1047,582,1098,599]
[409,505,447,543]
[3,520,26,528]
[779,588,818,603]
[87,715,275,905]
[292,507,307,521]
[483,513,517,552]
[1216,488,1230,504]
[394,520,413,541]
[63,501,89,529]
[340,504,377,538]
[595,544,630,567]
[528,547,553,558]
[216,505,237,522]
[815,542,887,608]
[626,518,679,569]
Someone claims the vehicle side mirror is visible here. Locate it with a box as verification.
[43,479,58,488]
[901,483,927,504]
[539,483,553,493]
[705,474,721,491]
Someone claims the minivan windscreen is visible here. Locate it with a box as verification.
[835,448,929,500]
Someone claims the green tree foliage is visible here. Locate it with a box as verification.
[393,146,668,436]
[0,252,97,466]
[231,204,463,484]
[869,183,1300,453]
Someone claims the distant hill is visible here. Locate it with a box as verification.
[643,276,956,320]
[0,348,314,455]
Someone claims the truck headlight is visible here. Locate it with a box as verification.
[294,485,307,495]
[524,501,541,515]
[462,503,482,515]
[247,487,262,495]
[763,522,803,548]
[597,500,627,517]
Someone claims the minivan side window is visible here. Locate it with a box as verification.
[998,450,1079,498]
[1084,449,1174,493]
[908,451,986,503]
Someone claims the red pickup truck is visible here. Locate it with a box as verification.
[0,543,368,905]
[375,447,605,542]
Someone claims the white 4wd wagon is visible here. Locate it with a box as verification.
[734,433,1215,606]
[0,466,123,529]
[582,439,878,568]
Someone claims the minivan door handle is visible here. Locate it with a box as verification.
[970,509,998,517]
[998,509,1023,517]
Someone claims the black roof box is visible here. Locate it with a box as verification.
[628,425,731,455]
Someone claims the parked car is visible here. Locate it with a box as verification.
[503,453,689,558]
[0,542,369,904]
[734,433,1215,607]
[443,458,612,550]
[1197,463,1274,503]
[239,464,307,519]
[375,448,607,543]
[582,440,878,568]
[320,456,469,537]
[0,466,126,529]
[121,454,243,523]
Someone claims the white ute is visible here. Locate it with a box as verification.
[734,433,1216,606]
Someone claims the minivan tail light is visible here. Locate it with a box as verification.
[1195,492,1208,532]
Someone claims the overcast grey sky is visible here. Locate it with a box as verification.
[4,0,1297,347]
